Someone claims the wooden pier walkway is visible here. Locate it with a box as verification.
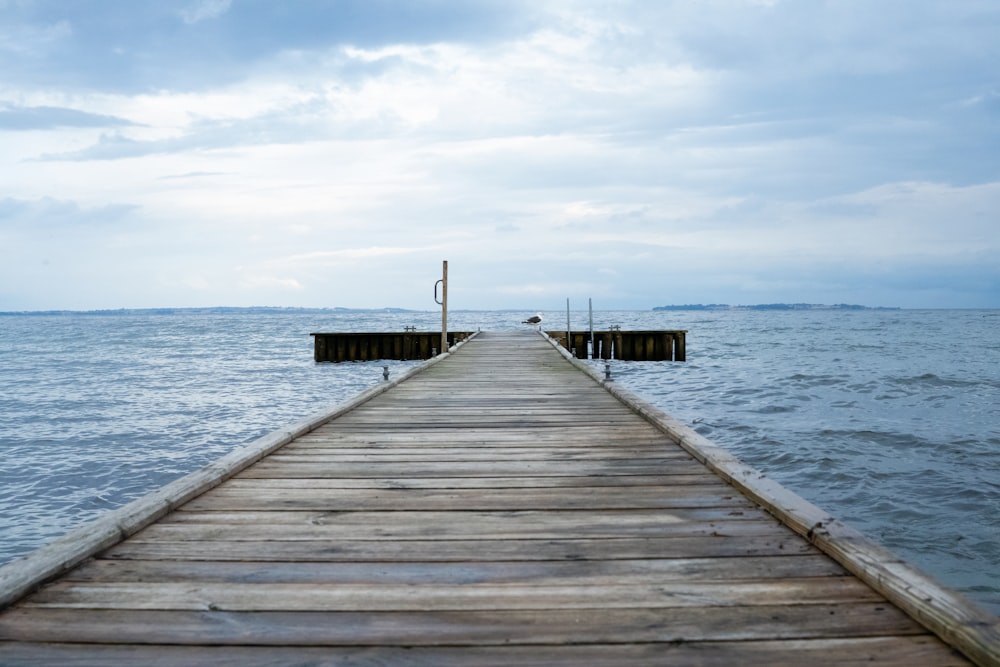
[1,330,996,665]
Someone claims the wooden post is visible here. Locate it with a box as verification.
[566,298,571,354]
[440,261,448,356]
[589,298,594,359]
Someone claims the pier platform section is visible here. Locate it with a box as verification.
[547,329,687,361]
[311,331,474,362]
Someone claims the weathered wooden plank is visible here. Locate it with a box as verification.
[136,511,784,541]
[236,460,711,478]
[284,436,677,447]
[0,637,971,667]
[287,431,676,443]
[288,426,674,436]
[266,439,694,452]
[298,405,646,414]
[178,486,757,512]
[337,404,634,412]
[216,474,721,490]
[0,604,924,645]
[102,535,821,562]
[64,555,848,585]
[3,630,970,667]
[24,577,886,611]
[332,402,632,411]
[282,440,682,452]
[325,419,652,429]
[167,504,759,522]
[261,449,696,463]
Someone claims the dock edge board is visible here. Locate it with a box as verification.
[0,333,481,611]
[537,331,1000,667]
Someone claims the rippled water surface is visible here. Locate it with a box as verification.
[1,309,997,614]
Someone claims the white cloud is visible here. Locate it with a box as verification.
[0,1,998,309]
[179,0,232,25]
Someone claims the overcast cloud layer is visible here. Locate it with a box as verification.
[1,0,998,310]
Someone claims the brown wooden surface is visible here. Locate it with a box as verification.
[0,331,980,665]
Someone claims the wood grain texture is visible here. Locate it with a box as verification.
[0,330,984,665]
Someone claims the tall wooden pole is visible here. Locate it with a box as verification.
[440,260,448,355]
[589,298,594,359]
[566,298,571,354]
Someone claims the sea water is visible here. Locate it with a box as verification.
[0,309,997,614]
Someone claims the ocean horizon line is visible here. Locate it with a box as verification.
[6,303,996,316]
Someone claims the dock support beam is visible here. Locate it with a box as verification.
[311,332,473,362]
[547,329,688,361]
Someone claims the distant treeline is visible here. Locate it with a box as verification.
[0,306,418,316]
[652,303,900,311]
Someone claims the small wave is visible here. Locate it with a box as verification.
[890,373,982,389]
[783,373,849,387]
[815,428,933,451]
[752,405,796,414]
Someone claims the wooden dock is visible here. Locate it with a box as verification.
[311,329,686,362]
[1,330,997,665]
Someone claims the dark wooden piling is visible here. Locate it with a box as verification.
[548,330,687,361]
[311,332,474,362]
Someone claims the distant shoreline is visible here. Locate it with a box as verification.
[652,303,901,311]
[0,306,421,316]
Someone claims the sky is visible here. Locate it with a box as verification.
[1,0,998,311]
